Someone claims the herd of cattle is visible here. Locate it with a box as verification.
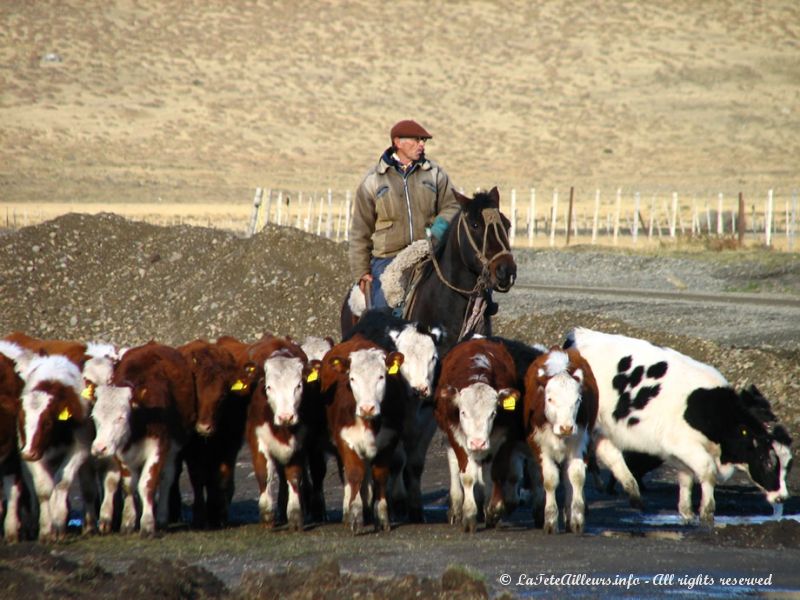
[0,312,793,542]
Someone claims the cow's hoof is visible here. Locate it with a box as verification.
[287,510,303,533]
[543,520,557,535]
[98,519,112,535]
[568,519,585,535]
[463,516,477,534]
[448,508,462,526]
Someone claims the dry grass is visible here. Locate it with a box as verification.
[1,1,798,234]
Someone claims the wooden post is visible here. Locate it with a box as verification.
[765,189,773,247]
[264,189,272,227]
[717,193,724,235]
[613,188,621,245]
[528,187,536,245]
[670,192,678,238]
[691,198,699,237]
[248,188,263,237]
[510,188,517,246]
[326,188,333,239]
[591,189,600,244]
[789,191,797,252]
[648,195,655,240]
[295,191,303,229]
[632,191,640,245]
[738,192,746,247]
[316,195,324,236]
[705,199,712,234]
[565,186,574,246]
[549,189,558,248]
[344,190,352,242]
[276,191,284,226]
[305,193,313,232]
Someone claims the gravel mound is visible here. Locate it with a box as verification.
[0,213,350,346]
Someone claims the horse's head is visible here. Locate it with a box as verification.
[454,187,517,292]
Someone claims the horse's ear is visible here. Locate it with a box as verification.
[488,186,500,205]
[453,189,472,208]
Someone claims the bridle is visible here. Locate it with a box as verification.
[430,207,513,297]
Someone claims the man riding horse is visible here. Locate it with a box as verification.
[349,119,460,309]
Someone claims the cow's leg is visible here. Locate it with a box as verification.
[155,443,180,530]
[284,461,304,532]
[460,456,481,533]
[404,414,437,523]
[97,459,120,534]
[675,450,718,525]
[77,459,99,535]
[138,443,164,536]
[372,461,392,532]
[446,447,464,526]
[2,472,23,543]
[541,453,560,534]
[306,445,328,523]
[50,447,89,539]
[594,436,642,508]
[677,469,696,523]
[529,454,546,529]
[258,455,280,527]
[30,464,55,543]
[340,447,366,533]
[185,448,209,529]
[119,465,138,534]
[565,453,587,534]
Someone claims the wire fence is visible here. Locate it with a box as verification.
[247,187,799,251]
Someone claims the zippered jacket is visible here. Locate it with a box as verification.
[349,149,459,280]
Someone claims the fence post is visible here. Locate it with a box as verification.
[765,189,773,247]
[613,188,621,245]
[632,191,640,245]
[648,195,655,240]
[528,187,536,245]
[344,190,352,242]
[549,189,558,248]
[565,186,574,246]
[248,188,263,237]
[510,188,517,246]
[670,192,678,238]
[591,189,600,244]
[789,191,797,252]
[738,192,745,247]
[717,193,724,235]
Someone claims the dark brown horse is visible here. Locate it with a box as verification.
[406,187,516,352]
[341,187,517,352]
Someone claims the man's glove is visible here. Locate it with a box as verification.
[429,216,449,243]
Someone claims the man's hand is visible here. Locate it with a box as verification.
[358,273,373,294]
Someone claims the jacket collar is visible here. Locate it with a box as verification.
[377,147,431,175]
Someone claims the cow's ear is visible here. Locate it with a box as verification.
[498,388,520,412]
[389,330,401,345]
[328,355,350,374]
[436,384,457,403]
[428,326,443,345]
[386,352,404,375]
[305,360,321,383]
[572,368,584,385]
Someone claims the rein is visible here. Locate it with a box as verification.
[429,207,512,297]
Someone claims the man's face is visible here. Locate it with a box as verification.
[394,137,427,164]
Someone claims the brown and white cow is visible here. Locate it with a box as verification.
[320,334,405,532]
[523,347,599,534]
[245,335,322,530]
[91,342,196,535]
[16,353,98,541]
[177,339,244,528]
[434,337,522,532]
[0,340,30,542]
[4,331,88,368]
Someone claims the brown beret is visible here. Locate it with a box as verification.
[390,120,432,141]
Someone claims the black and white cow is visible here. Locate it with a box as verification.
[345,309,442,522]
[566,327,793,524]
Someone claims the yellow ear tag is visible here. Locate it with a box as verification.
[231,380,246,392]
[502,397,516,411]
[387,360,400,376]
[58,407,72,421]
[306,368,319,383]
[81,385,94,400]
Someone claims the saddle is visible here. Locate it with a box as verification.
[379,239,432,319]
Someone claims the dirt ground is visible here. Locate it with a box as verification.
[1,215,799,599]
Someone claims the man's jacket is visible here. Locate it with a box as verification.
[349,150,459,280]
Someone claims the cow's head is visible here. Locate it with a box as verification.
[736,385,794,504]
[328,348,404,420]
[439,382,519,454]
[263,355,307,427]
[91,384,133,459]
[539,351,585,437]
[18,356,84,462]
[389,324,441,400]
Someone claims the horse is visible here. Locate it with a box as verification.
[341,187,517,353]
